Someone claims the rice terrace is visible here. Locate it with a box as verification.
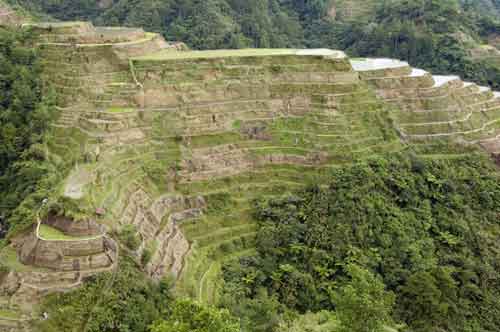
[1,1,500,331]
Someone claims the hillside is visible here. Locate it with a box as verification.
[0,0,28,25]
[462,0,500,16]
[0,19,499,332]
[7,0,500,94]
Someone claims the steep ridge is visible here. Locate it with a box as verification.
[2,21,500,328]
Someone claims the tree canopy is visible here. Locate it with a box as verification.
[150,299,240,332]
[221,150,500,332]
[0,27,56,236]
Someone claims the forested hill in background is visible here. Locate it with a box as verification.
[465,0,500,16]
[6,0,500,88]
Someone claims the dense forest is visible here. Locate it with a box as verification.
[0,27,57,237]
[221,151,500,332]
[8,0,500,87]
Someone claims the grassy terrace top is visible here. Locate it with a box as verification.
[38,224,99,241]
[23,21,90,29]
[350,58,409,71]
[133,48,346,61]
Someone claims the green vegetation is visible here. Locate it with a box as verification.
[134,49,299,61]
[38,224,85,240]
[462,0,500,16]
[150,299,240,332]
[1,3,500,332]
[106,107,135,113]
[15,0,500,89]
[0,26,60,237]
[11,0,308,49]
[335,0,500,89]
[333,264,395,332]
[279,311,338,332]
[117,224,141,250]
[0,246,47,272]
[0,309,23,320]
[37,259,166,332]
[221,149,500,332]
[36,258,240,332]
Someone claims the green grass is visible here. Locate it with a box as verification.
[38,225,82,240]
[133,48,299,61]
[0,309,22,320]
[134,48,349,62]
[286,311,339,332]
[0,247,48,273]
[25,21,88,29]
[189,132,244,149]
[176,233,257,299]
[106,107,135,113]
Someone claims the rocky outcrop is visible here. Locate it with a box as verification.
[119,189,205,279]
[179,144,329,182]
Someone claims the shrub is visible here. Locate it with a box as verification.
[118,224,141,251]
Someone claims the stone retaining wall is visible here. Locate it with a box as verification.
[45,214,103,237]
[112,34,169,61]
[29,22,146,44]
[366,72,435,89]
[18,232,111,270]
[357,65,412,79]
[26,21,94,37]
[377,79,464,99]
[37,31,171,108]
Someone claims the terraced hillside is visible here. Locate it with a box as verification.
[351,58,500,154]
[469,43,500,67]
[1,21,500,330]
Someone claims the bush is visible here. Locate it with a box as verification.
[141,247,152,266]
[118,224,141,251]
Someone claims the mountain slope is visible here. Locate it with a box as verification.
[8,0,500,92]
[0,0,29,25]
[0,19,500,331]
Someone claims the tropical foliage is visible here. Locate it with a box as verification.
[37,259,240,332]
[150,299,240,332]
[221,151,500,332]
[0,27,57,237]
